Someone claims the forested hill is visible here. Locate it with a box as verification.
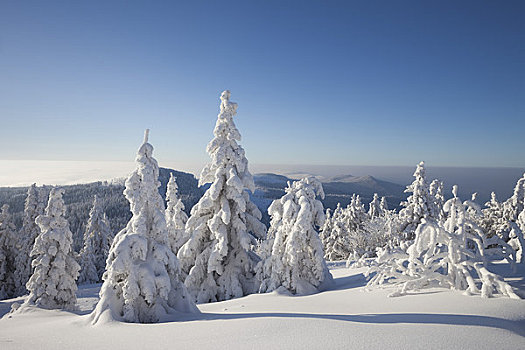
[0,168,203,251]
[0,168,405,251]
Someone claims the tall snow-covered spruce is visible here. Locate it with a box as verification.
[165,173,189,254]
[178,90,266,303]
[25,188,80,309]
[90,130,198,324]
[257,177,333,295]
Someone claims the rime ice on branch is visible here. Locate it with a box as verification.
[257,177,332,295]
[90,130,198,324]
[178,90,266,303]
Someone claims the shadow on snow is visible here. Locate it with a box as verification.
[176,311,525,338]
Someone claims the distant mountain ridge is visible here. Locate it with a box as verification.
[251,172,406,225]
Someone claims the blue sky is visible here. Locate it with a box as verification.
[1,0,524,170]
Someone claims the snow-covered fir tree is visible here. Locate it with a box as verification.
[429,179,445,223]
[257,177,333,295]
[398,161,438,240]
[0,204,16,299]
[322,205,351,261]
[177,91,266,303]
[165,173,188,253]
[25,188,80,309]
[13,184,46,296]
[503,173,525,224]
[78,195,113,284]
[367,186,519,299]
[345,194,370,254]
[77,242,98,285]
[508,222,524,264]
[91,130,197,324]
[482,192,505,239]
[368,193,382,218]
[380,196,389,213]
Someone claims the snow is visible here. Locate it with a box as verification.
[0,261,524,349]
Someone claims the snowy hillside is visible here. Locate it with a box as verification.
[1,261,523,350]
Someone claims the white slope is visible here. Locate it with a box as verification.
[0,262,524,350]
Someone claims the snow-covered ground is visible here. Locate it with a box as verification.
[1,262,524,350]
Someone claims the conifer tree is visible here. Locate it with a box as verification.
[257,177,332,294]
[503,173,525,224]
[91,130,197,323]
[178,91,266,303]
[25,188,80,309]
[78,195,113,283]
[482,192,505,239]
[380,196,389,213]
[0,204,16,299]
[165,173,188,253]
[429,179,445,223]
[398,162,438,240]
[368,193,382,218]
[14,184,45,296]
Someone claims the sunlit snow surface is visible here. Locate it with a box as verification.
[1,262,524,350]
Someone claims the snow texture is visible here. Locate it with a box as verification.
[90,130,198,324]
[257,177,333,295]
[25,188,80,309]
[178,91,266,303]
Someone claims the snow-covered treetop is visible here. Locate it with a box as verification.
[198,90,253,191]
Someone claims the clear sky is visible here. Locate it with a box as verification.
[1,0,524,170]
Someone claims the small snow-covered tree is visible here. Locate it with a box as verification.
[507,207,525,264]
[0,204,16,299]
[345,194,370,255]
[165,173,188,253]
[14,184,46,296]
[380,196,389,213]
[178,91,266,303]
[508,222,525,264]
[368,193,382,218]
[503,173,525,224]
[322,204,351,261]
[482,192,505,239]
[90,130,197,324]
[398,161,438,240]
[257,177,333,295]
[429,179,445,223]
[25,188,80,309]
[77,242,98,285]
[78,195,113,284]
